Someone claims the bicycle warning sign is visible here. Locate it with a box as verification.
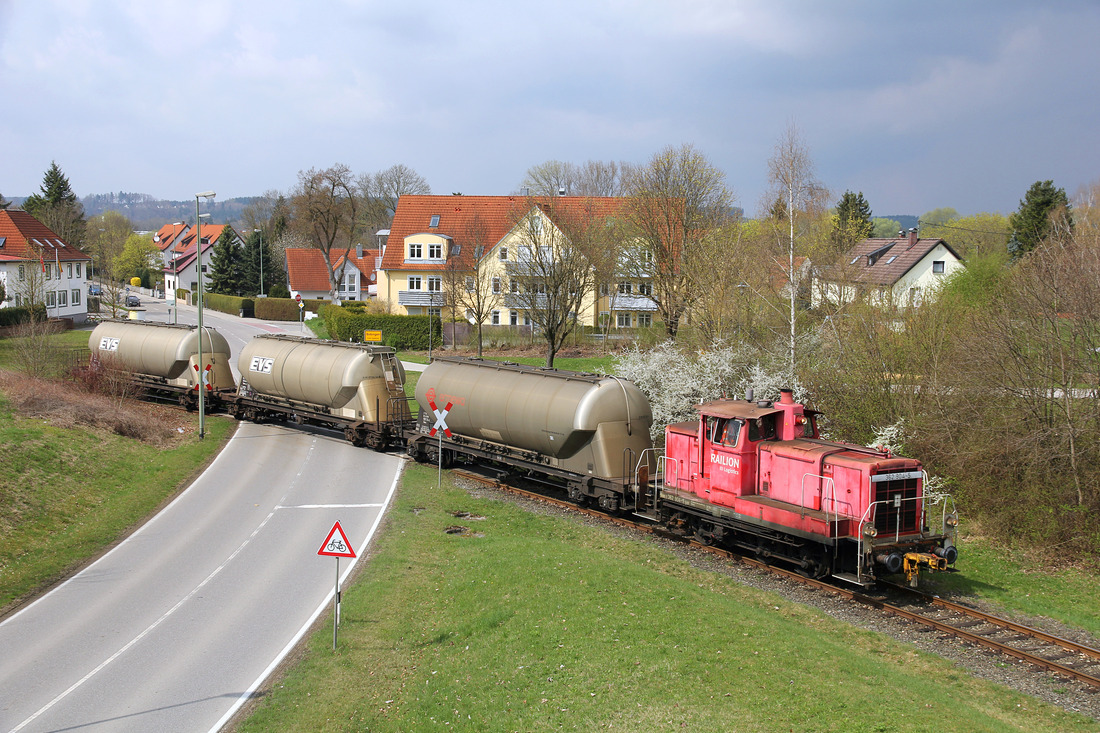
[317,521,357,558]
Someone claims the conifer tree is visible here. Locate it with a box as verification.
[831,190,873,249]
[1009,180,1072,257]
[208,229,243,295]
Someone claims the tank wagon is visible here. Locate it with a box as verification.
[88,320,234,409]
[657,389,958,585]
[229,334,412,448]
[408,356,655,510]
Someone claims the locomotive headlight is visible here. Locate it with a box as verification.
[862,523,877,538]
[945,513,958,528]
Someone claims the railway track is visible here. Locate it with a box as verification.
[453,468,1100,692]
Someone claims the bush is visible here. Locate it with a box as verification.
[321,306,441,349]
[268,283,290,299]
[0,304,47,328]
[202,293,254,317]
[255,297,308,321]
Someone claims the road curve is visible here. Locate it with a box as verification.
[0,421,404,733]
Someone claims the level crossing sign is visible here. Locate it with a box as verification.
[317,521,357,558]
[428,399,453,438]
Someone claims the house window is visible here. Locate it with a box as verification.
[58,289,67,307]
[408,243,422,259]
[428,307,441,318]
[14,294,21,306]
[465,276,475,292]
[638,282,652,296]
[499,246,508,261]
[429,214,440,228]
[46,291,56,307]
[428,243,442,259]
[45,263,51,280]
[599,311,610,324]
[18,265,25,281]
[523,313,532,326]
[618,282,633,294]
[510,311,518,326]
[529,216,542,234]
[76,263,81,278]
[67,263,73,277]
[71,289,81,305]
[617,312,632,328]
[932,260,945,274]
[427,276,441,292]
[599,283,609,296]
[492,276,501,294]
[491,310,500,325]
[638,313,652,327]
[408,276,422,290]
[510,280,519,293]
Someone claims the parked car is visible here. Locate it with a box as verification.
[125,294,141,307]
[89,284,102,296]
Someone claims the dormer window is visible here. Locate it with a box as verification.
[430,214,440,228]
[428,243,443,259]
[408,243,422,259]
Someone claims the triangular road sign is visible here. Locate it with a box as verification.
[317,521,357,558]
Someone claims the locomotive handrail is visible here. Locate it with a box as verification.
[799,473,838,529]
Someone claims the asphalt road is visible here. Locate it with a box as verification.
[0,300,407,732]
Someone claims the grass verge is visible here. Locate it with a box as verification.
[0,390,233,614]
[236,465,1094,732]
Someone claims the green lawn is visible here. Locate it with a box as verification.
[236,465,1094,732]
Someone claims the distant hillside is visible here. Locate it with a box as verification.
[879,214,918,231]
[81,192,257,231]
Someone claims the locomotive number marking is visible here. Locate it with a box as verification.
[249,356,274,374]
[99,337,120,352]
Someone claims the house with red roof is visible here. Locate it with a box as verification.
[379,195,655,328]
[163,224,242,297]
[285,244,379,301]
[152,222,192,268]
[813,229,964,308]
[0,209,93,322]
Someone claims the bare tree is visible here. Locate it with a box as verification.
[766,123,828,378]
[358,164,432,234]
[623,144,732,338]
[507,198,600,367]
[448,213,500,357]
[290,164,360,300]
[520,159,630,198]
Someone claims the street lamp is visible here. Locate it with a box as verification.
[254,228,264,296]
[195,190,216,440]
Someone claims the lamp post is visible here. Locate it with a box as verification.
[254,228,264,296]
[195,191,216,440]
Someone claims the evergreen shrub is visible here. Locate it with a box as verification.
[321,306,440,349]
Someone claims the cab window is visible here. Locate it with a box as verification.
[748,415,776,442]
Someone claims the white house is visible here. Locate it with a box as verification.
[0,209,93,323]
[813,229,964,309]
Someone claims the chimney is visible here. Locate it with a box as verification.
[356,243,363,258]
[908,227,918,248]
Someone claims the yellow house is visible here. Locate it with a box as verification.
[378,195,656,329]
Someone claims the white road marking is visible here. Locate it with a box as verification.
[8,437,320,733]
[208,462,403,732]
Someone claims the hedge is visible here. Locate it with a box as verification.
[320,304,441,349]
[0,304,47,327]
[253,297,325,321]
[201,292,255,318]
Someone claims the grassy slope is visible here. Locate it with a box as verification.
[0,328,233,613]
[236,465,1094,732]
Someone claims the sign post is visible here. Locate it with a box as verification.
[317,521,357,650]
[428,399,452,488]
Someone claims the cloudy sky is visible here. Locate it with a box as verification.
[2,0,1097,218]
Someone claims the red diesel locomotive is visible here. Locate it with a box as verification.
[657,389,958,585]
